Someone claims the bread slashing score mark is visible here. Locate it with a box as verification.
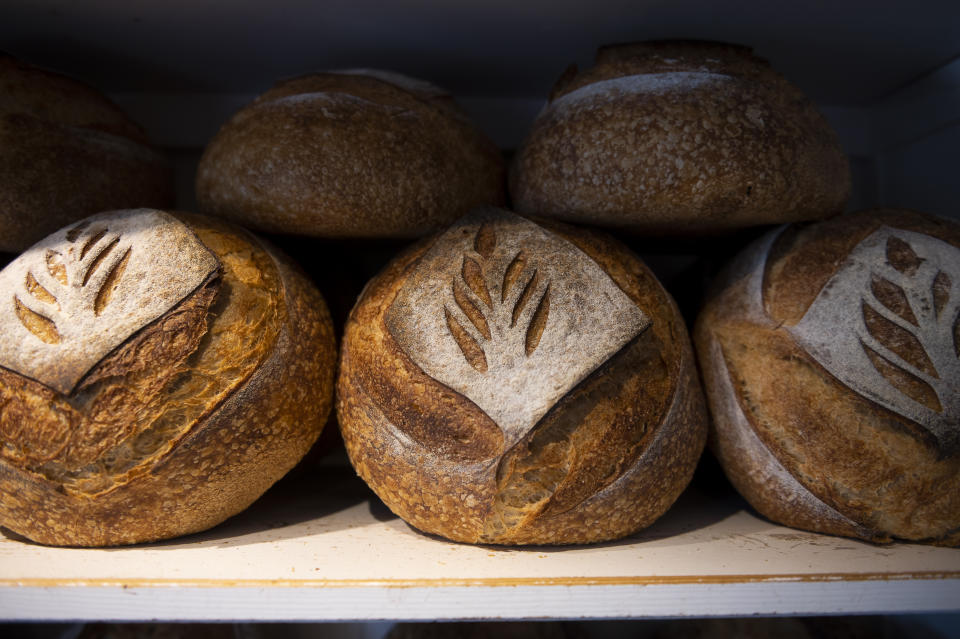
[385,208,650,448]
[445,227,551,372]
[788,226,960,452]
[0,209,220,395]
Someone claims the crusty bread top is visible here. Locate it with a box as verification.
[511,40,849,233]
[0,212,287,496]
[197,69,504,239]
[344,210,686,463]
[0,54,148,143]
[0,55,173,255]
[383,208,652,449]
[258,70,450,105]
[551,40,784,102]
[339,209,705,544]
[328,69,449,99]
[0,210,220,395]
[247,70,471,133]
[761,210,960,454]
[764,211,960,325]
[699,209,959,542]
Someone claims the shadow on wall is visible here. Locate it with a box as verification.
[873,56,960,221]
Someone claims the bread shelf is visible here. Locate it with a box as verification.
[2,0,959,626]
[2,465,958,622]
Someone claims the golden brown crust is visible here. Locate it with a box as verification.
[254,72,456,115]
[0,55,148,142]
[337,212,707,544]
[0,212,336,546]
[0,57,173,253]
[695,209,960,545]
[763,210,960,324]
[510,40,850,233]
[196,71,505,238]
[706,361,887,543]
[0,277,222,478]
[558,41,770,100]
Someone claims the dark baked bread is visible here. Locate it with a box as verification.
[0,55,173,253]
[0,209,336,546]
[510,41,850,234]
[695,209,960,545]
[196,69,505,238]
[337,207,707,544]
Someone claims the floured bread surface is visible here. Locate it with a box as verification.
[788,227,960,450]
[327,68,450,100]
[0,56,173,253]
[695,209,960,545]
[0,211,336,545]
[0,209,220,395]
[338,209,707,545]
[510,40,850,233]
[196,70,504,238]
[386,208,650,448]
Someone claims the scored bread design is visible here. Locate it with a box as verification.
[0,209,336,546]
[196,70,505,238]
[0,211,219,395]
[787,227,959,450]
[0,55,173,253]
[385,210,651,445]
[695,209,960,545]
[510,41,850,233]
[338,208,707,545]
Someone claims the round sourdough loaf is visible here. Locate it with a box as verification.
[196,69,505,238]
[695,209,960,545]
[0,55,173,253]
[337,207,707,545]
[0,209,336,546]
[510,41,850,233]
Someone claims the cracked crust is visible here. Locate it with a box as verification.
[0,212,336,546]
[0,55,173,253]
[196,71,505,238]
[509,40,850,234]
[337,214,707,545]
[695,209,960,546]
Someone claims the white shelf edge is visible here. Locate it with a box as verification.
[3,578,958,622]
[4,468,959,622]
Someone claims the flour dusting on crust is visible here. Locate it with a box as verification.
[546,72,734,115]
[329,68,449,99]
[707,337,868,535]
[0,209,219,395]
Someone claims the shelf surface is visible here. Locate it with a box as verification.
[2,466,958,621]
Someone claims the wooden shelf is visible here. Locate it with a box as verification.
[2,465,958,622]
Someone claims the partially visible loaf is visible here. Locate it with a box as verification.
[510,41,850,234]
[0,209,336,546]
[196,70,505,238]
[695,209,960,545]
[338,207,707,545]
[0,55,173,253]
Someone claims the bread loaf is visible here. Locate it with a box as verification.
[196,69,505,238]
[337,207,707,544]
[510,41,850,233]
[0,209,336,546]
[0,55,173,253]
[695,209,960,545]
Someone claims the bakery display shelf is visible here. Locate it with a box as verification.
[1,0,958,627]
[1,463,958,622]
